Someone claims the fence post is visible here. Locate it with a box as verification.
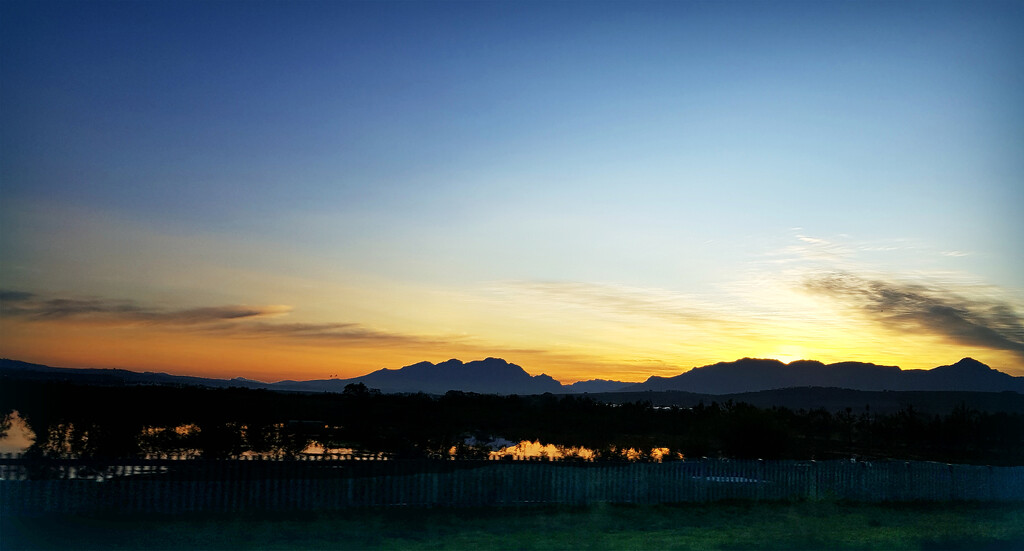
[903,461,910,502]
[757,459,764,502]
[989,465,995,501]
[810,460,817,501]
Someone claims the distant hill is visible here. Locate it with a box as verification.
[274,358,565,395]
[588,386,1024,415]
[625,357,1024,394]
[564,379,634,393]
[2,356,1022,396]
[0,358,269,389]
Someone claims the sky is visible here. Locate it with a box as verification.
[2,1,1023,383]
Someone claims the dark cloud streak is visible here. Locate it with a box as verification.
[0,290,36,302]
[805,273,1024,357]
[0,289,448,348]
[0,291,279,324]
[202,321,444,346]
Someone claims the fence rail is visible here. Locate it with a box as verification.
[2,454,1022,514]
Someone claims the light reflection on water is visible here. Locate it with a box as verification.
[298,441,355,455]
[0,412,681,462]
[0,411,34,454]
[487,440,680,462]
[0,414,373,458]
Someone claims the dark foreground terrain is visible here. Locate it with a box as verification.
[5,376,1024,464]
[4,501,1024,550]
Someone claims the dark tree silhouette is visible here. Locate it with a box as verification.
[2,375,1023,464]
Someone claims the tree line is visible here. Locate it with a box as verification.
[2,377,1022,465]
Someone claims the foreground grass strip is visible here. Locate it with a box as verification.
[3,501,1024,550]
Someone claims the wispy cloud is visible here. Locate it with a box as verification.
[0,289,445,347]
[0,290,35,302]
[796,235,830,245]
[203,320,446,346]
[762,233,860,267]
[498,281,735,328]
[1,290,289,324]
[0,289,617,379]
[767,232,976,271]
[804,273,1024,358]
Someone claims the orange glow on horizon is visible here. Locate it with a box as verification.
[3,313,1024,383]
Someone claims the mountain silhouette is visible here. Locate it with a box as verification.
[2,356,1022,395]
[625,357,1024,394]
[0,358,269,389]
[273,357,565,395]
[564,379,635,393]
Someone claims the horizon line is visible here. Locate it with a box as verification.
[0,354,991,387]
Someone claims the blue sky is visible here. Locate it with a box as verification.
[2,1,1022,381]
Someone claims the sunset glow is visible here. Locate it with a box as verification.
[2,2,1022,383]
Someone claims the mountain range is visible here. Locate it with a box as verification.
[2,356,1023,396]
[274,358,565,395]
[628,357,1024,394]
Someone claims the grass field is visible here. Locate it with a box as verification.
[4,501,1024,550]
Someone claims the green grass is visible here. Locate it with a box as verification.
[4,501,1024,550]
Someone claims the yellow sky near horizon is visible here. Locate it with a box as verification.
[3,264,1022,383]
